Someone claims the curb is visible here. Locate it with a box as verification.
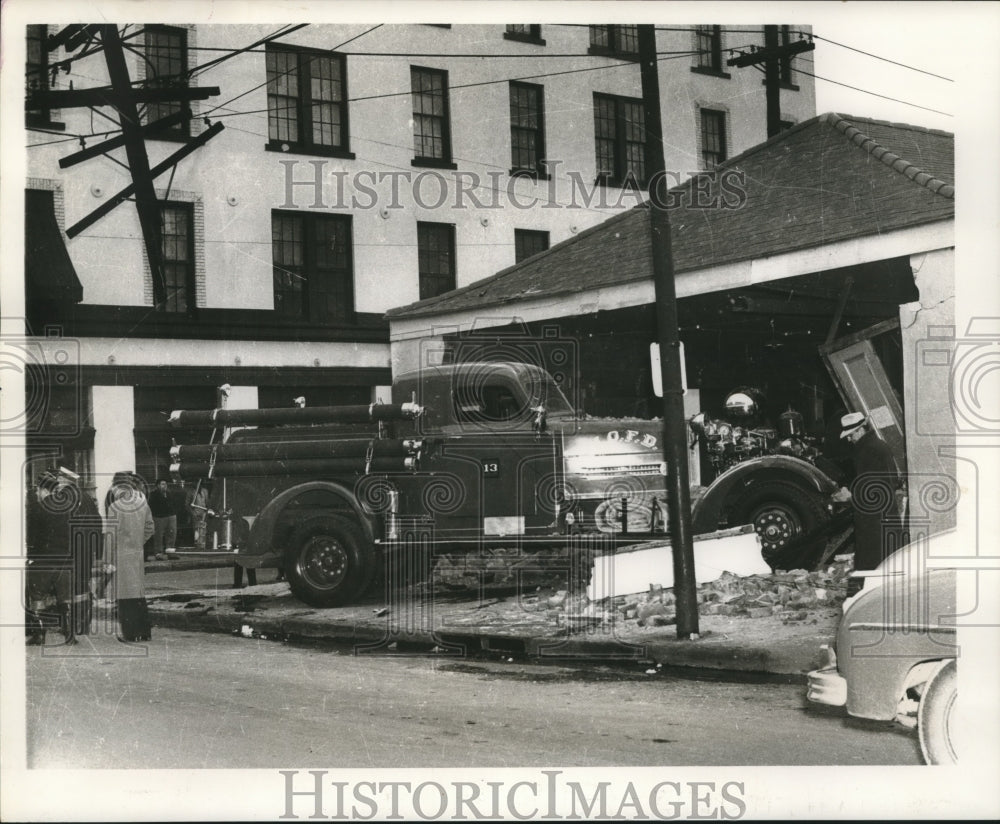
[147,595,831,681]
[144,556,236,574]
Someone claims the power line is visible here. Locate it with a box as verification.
[793,66,952,118]
[808,33,953,82]
[187,24,308,78]
[201,24,384,118]
[348,47,739,103]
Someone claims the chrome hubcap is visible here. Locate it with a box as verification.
[755,509,796,549]
[301,536,349,589]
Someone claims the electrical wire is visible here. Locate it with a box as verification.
[808,33,953,82]
[347,48,733,103]
[187,24,308,78]
[201,24,384,118]
[792,66,952,118]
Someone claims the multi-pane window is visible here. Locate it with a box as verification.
[159,203,194,313]
[266,46,349,153]
[504,25,544,44]
[411,67,452,165]
[417,222,456,300]
[695,25,722,72]
[588,25,639,58]
[272,211,354,322]
[144,26,189,136]
[594,93,646,186]
[514,229,550,264]
[700,109,727,169]
[26,25,55,126]
[509,82,545,175]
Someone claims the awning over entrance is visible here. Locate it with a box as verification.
[25,188,83,303]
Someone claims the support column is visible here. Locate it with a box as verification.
[899,248,956,534]
[92,385,135,513]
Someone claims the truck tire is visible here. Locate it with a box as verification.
[283,515,374,607]
[918,660,957,765]
[730,480,828,567]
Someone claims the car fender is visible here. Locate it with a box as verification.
[691,455,839,533]
[837,564,958,720]
[245,479,373,560]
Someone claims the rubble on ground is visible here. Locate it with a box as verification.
[427,548,853,630]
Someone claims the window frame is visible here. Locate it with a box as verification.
[143,24,190,140]
[417,221,457,301]
[690,25,731,79]
[410,66,456,169]
[593,92,648,188]
[26,24,64,129]
[508,81,547,178]
[588,25,640,61]
[699,108,728,170]
[158,201,196,314]
[514,229,550,264]
[504,25,546,46]
[265,44,354,158]
[271,210,356,324]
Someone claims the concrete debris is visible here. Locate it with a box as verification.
[547,590,568,608]
[534,555,853,630]
[422,546,853,634]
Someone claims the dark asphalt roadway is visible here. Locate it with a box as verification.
[24,626,921,769]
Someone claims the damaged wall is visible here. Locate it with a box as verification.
[899,247,957,535]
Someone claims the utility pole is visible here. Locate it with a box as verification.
[27,25,223,308]
[637,25,699,639]
[728,25,815,138]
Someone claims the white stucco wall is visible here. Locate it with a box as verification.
[26,23,816,318]
[91,385,136,511]
[899,247,956,535]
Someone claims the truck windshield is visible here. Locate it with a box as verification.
[453,371,574,425]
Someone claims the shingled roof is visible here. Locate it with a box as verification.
[387,113,954,320]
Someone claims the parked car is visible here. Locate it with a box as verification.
[807,532,958,764]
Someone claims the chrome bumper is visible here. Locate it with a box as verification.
[806,645,848,707]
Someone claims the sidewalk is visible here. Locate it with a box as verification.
[144,564,845,679]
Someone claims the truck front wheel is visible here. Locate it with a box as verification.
[283,515,374,607]
[730,480,827,567]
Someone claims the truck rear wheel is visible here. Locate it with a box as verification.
[283,515,374,607]
[730,480,828,567]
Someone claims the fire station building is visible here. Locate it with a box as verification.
[387,113,959,537]
[22,22,816,515]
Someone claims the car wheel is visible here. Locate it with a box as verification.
[918,660,957,765]
[282,515,374,607]
[731,480,828,567]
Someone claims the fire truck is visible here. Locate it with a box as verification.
[170,362,840,607]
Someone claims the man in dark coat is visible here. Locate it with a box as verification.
[148,478,179,559]
[836,412,907,576]
[25,468,101,644]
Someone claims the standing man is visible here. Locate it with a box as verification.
[105,475,156,642]
[148,478,178,560]
[834,412,907,587]
[25,468,97,645]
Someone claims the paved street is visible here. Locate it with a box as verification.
[24,626,921,768]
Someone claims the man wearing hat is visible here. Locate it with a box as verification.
[833,412,907,579]
[25,467,102,644]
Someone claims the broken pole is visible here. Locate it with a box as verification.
[638,25,699,639]
[99,24,168,308]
